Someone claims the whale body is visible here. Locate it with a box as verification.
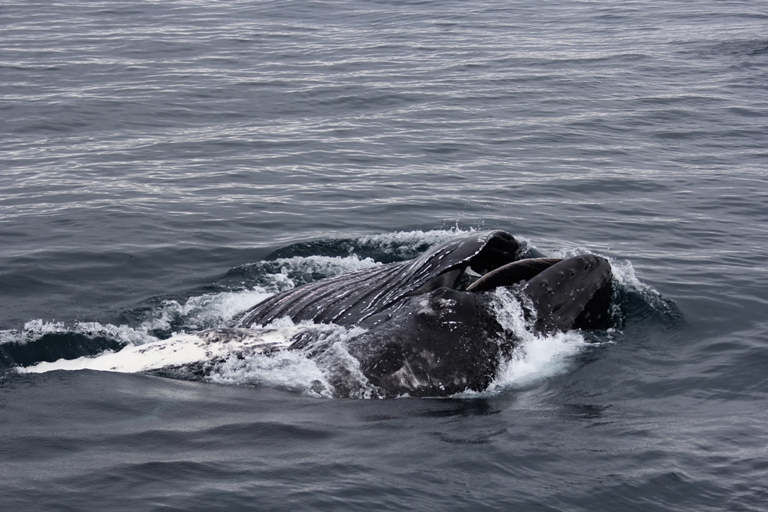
[237,231,613,397]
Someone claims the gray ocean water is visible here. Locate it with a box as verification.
[2,0,767,510]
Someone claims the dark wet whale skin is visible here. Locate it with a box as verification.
[340,255,612,397]
[239,231,613,397]
[237,230,522,328]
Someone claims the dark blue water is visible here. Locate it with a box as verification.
[2,0,767,509]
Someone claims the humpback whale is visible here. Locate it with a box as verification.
[237,231,613,398]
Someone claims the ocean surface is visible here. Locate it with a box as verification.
[2,0,767,509]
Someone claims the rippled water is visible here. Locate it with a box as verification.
[2,0,767,510]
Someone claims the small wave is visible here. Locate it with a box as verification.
[542,248,681,325]
[609,258,682,326]
[0,319,158,346]
[355,227,471,260]
[224,254,384,301]
[141,288,274,335]
[265,227,473,264]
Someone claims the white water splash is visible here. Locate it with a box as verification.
[207,323,374,398]
[208,350,333,397]
[273,254,381,275]
[485,288,589,392]
[356,227,471,256]
[609,258,654,293]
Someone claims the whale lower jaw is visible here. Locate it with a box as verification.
[20,328,295,375]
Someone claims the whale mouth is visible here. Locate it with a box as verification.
[411,237,562,296]
[464,258,563,292]
[235,230,614,330]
